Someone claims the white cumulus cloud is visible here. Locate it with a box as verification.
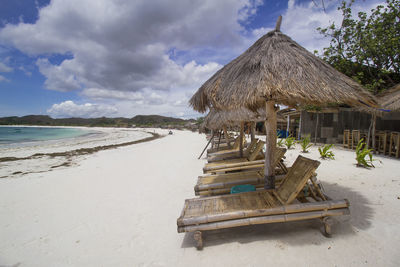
[0,61,13,73]
[47,100,118,118]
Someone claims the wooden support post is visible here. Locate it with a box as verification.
[251,121,256,141]
[314,113,319,143]
[217,130,222,148]
[321,217,333,237]
[239,121,244,158]
[264,101,277,189]
[286,115,290,137]
[372,114,376,153]
[223,126,231,148]
[367,117,373,149]
[198,132,215,159]
[298,113,302,140]
[210,129,215,148]
[194,231,203,250]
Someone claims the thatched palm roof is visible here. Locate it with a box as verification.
[378,83,400,111]
[201,107,266,130]
[190,27,377,113]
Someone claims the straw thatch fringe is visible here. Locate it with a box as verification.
[379,83,400,111]
[190,29,377,113]
[201,107,266,130]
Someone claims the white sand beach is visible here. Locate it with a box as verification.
[1,129,400,266]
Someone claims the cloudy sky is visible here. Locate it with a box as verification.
[0,0,383,118]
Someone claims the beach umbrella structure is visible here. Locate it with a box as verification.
[190,16,377,189]
[198,107,267,159]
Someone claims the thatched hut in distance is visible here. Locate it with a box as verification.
[287,84,400,144]
[380,84,400,111]
[190,16,377,189]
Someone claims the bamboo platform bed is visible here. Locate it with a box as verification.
[177,156,350,249]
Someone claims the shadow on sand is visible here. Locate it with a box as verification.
[181,182,374,249]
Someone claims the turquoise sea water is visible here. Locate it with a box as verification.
[0,126,95,144]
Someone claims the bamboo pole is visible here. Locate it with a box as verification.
[298,112,302,140]
[367,117,373,149]
[251,121,256,141]
[210,129,215,148]
[178,199,349,227]
[223,126,231,148]
[314,112,319,143]
[286,115,290,137]
[372,114,376,153]
[178,208,349,232]
[264,100,277,189]
[240,121,244,158]
[217,129,222,148]
[198,132,215,159]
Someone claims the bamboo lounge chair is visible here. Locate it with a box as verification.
[207,139,259,162]
[203,145,288,175]
[196,148,288,196]
[203,141,265,173]
[177,155,350,249]
[207,136,245,154]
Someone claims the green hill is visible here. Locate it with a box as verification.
[0,115,197,128]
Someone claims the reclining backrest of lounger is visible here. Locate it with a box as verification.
[273,147,286,165]
[247,140,265,161]
[231,137,240,149]
[275,155,320,205]
[244,139,258,154]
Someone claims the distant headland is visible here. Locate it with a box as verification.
[0,115,202,130]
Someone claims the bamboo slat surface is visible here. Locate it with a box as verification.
[207,139,258,162]
[177,189,349,228]
[275,155,320,204]
[203,147,286,174]
[204,141,265,169]
[178,155,337,233]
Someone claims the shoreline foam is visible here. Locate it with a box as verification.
[0,127,162,178]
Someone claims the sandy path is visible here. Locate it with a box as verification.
[0,130,399,266]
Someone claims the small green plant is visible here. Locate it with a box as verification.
[285,136,296,149]
[355,138,375,168]
[298,135,312,153]
[318,144,335,159]
[277,138,285,147]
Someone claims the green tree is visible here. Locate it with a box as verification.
[316,0,400,94]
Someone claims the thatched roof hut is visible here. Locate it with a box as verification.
[190,20,376,112]
[201,107,266,130]
[378,84,400,111]
[190,17,377,189]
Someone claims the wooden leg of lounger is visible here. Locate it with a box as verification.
[194,231,203,250]
[321,217,333,237]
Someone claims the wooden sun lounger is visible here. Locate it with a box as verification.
[196,148,288,196]
[207,137,238,153]
[203,146,286,175]
[177,155,350,249]
[203,141,265,173]
[207,139,258,162]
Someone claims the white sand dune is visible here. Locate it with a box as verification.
[0,129,399,266]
